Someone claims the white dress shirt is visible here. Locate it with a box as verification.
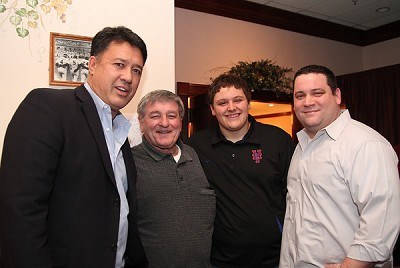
[280,110,400,267]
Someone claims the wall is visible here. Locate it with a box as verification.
[0,0,175,156]
[363,37,400,70]
[175,8,400,84]
[175,7,400,138]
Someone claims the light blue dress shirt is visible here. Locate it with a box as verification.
[85,83,131,268]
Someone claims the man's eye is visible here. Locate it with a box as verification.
[133,68,142,75]
[295,94,304,100]
[313,92,323,97]
[217,101,227,106]
[115,63,124,67]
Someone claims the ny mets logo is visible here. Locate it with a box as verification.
[251,149,262,163]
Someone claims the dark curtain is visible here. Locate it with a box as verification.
[337,64,400,146]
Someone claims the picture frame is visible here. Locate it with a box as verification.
[49,32,92,87]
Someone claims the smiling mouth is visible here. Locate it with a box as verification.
[157,130,171,134]
[116,86,128,93]
[304,110,319,114]
[226,113,240,118]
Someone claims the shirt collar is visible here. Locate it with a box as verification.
[297,109,351,149]
[84,83,108,114]
[84,83,130,123]
[211,115,260,145]
[84,83,131,139]
[325,109,350,140]
[140,137,192,163]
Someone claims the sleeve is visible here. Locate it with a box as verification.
[279,131,296,193]
[0,89,63,267]
[347,141,400,263]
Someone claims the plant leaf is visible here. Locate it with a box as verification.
[40,4,51,14]
[26,0,38,8]
[28,10,39,19]
[0,4,6,13]
[10,15,22,25]
[28,20,38,28]
[16,27,29,37]
[15,8,27,17]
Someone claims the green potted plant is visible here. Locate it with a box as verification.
[226,59,293,97]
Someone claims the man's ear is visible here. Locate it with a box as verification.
[334,88,342,105]
[138,118,144,133]
[210,104,216,116]
[88,56,97,74]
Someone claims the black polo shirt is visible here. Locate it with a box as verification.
[188,115,295,268]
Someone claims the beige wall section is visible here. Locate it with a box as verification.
[0,0,175,155]
[175,8,364,85]
[175,8,400,85]
[363,37,400,70]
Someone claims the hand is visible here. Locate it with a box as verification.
[325,258,375,268]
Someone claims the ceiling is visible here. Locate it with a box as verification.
[245,0,400,30]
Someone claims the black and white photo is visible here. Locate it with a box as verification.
[49,32,92,86]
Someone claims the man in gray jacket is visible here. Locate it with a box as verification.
[132,89,216,268]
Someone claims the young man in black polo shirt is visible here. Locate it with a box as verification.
[188,73,295,268]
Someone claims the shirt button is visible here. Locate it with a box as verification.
[106,127,111,132]
[111,244,118,252]
[180,177,184,181]
[114,198,120,206]
[232,153,235,157]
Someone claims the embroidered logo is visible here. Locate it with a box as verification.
[251,149,262,163]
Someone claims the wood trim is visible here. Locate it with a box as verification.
[363,21,400,45]
[252,111,292,120]
[176,82,209,96]
[175,0,400,46]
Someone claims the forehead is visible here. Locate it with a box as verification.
[294,73,328,91]
[215,86,245,98]
[145,100,179,113]
[100,41,144,63]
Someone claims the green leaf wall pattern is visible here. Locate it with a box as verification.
[0,0,72,38]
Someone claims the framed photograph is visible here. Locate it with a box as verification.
[49,32,92,87]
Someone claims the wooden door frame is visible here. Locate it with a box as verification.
[177,82,210,141]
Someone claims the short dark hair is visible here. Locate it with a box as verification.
[293,65,337,93]
[209,73,251,105]
[137,90,185,119]
[90,26,147,63]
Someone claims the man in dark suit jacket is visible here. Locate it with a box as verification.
[0,26,148,268]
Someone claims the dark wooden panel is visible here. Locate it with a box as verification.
[177,82,212,142]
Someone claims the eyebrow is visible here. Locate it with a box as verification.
[295,88,325,92]
[115,58,143,69]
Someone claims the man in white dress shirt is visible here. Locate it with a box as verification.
[280,64,400,268]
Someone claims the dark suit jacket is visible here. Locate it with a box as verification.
[0,85,147,267]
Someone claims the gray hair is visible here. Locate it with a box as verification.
[137,89,185,119]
